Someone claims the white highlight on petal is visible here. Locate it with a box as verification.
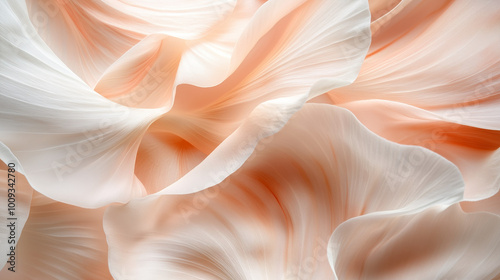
[0,0,164,208]
[329,204,500,279]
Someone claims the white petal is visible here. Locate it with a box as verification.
[93,1,262,108]
[0,0,163,207]
[329,204,500,279]
[175,0,264,88]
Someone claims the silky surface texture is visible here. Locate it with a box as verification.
[0,0,499,279]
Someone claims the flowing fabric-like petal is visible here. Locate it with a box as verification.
[156,95,306,195]
[330,0,500,130]
[175,0,264,88]
[173,0,371,112]
[92,0,262,109]
[134,0,372,193]
[104,104,464,279]
[26,0,236,86]
[94,0,266,109]
[0,191,112,279]
[0,0,163,208]
[338,100,500,201]
[329,204,500,279]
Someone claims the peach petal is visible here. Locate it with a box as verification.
[330,0,500,130]
[104,104,464,279]
[339,100,500,201]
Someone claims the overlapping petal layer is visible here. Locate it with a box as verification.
[461,189,500,216]
[26,0,237,86]
[104,104,464,279]
[0,191,111,279]
[338,100,500,201]
[329,204,500,279]
[330,0,500,130]
[0,0,163,207]
[133,0,372,193]
[310,0,500,212]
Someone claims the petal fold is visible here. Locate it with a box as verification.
[26,0,236,86]
[104,104,464,279]
[135,0,372,193]
[331,0,500,130]
[329,204,500,279]
[339,100,500,201]
[0,0,162,207]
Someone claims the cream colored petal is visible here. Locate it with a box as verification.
[175,0,264,88]
[0,191,112,279]
[26,0,236,86]
[0,0,163,207]
[104,104,464,279]
[330,204,500,279]
[330,0,500,130]
[339,100,500,201]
